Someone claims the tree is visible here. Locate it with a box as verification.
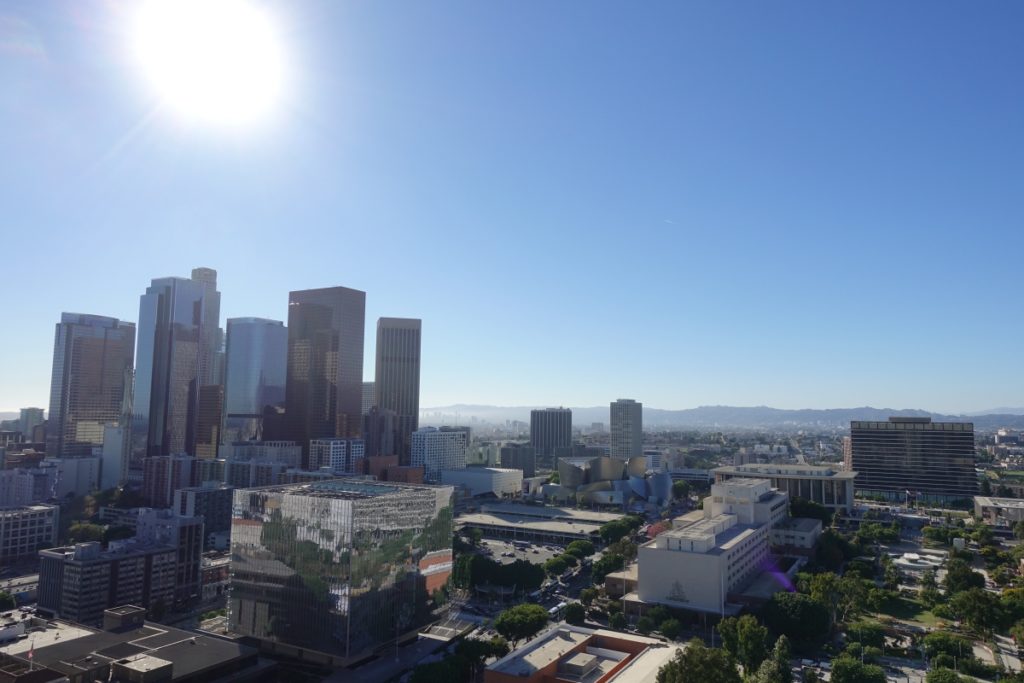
[103,525,135,543]
[565,602,586,626]
[943,558,985,595]
[592,553,626,583]
[718,614,768,672]
[660,618,682,641]
[829,656,886,683]
[67,522,104,543]
[1014,520,1024,541]
[467,528,483,546]
[846,621,886,648]
[789,498,832,525]
[543,555,569,577]
[609,612,627,629]
[948,588,1004,635]
[760,592,830,649]
[0,591,15,611]
[494,604,548,647]
[771,635,792,683]
[926,669,966,683]
[923,631,973,659]
[580,588,598,606]
[655,638,741,683]
[566,540,595,558]
[672,480,691,500]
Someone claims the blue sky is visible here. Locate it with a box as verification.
[2,1,1023,414]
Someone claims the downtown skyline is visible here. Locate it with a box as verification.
[3,1,1024,414]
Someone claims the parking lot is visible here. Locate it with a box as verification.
[479,539,564,566]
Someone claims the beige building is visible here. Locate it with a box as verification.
[975,496,1024,526]
[713,463,856,513]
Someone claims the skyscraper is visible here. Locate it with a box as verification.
[850,417,977,504]
[609,398,643,460]
[19,408,45,442]
[530,408,572,464]
[222,318,287,443]
[47,314,136,458]
[131,274,215,468]
[374,317,421,462]
[190,267,223,387]
[361,382,375,416]
[285,286,366,466]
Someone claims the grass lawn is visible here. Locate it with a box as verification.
[874,596,944,627]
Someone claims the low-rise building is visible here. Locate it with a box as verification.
[0,504,58,566]
[975,496,1024,526]
[713,463,857,513]
[485,624,679,683]
[441,467,523,498]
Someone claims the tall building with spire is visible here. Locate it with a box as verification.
[130,271,218,470]
[47,313,135,458]
[284,286,365,467]
[374,317,421,462]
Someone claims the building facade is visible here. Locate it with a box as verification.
[285,286,366,467]
[46,313,135,458]
[530,408,572,464]
[228,480,454,663]
[0,504,58,566]
[131,274,215,468]
[713,463,857,513]
[850,417,977,503]
[142,454,199,508]
[499,444,536,478]
[411,427,469,483]
[440,467,523,498]
[222,317,287,444]
[309,438,366,473]
[174,485,234,548]
[609,399,642,460]
[374,317,421,462]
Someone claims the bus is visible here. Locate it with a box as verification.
[548,602,567,620]
[512,540,530,549]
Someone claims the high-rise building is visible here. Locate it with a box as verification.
[284,286,366,467]
[190,267,223,387]
[142,455,199,508]
[362,381,375,416]
[374,318,421,462]
[131,274,215,468]
[19,408,45,442]
[530,408,572,464]
[228,480,453,663]
[850,417,977,503]
[609,399,642,460]
[174,485,234,548]
[195,384,224,458]
[309,438,366,473]
[46,314,136,459]
[499,443,536,478]
[411,427,468,483]
[362,407,397,458]
[135,508,204,606]
[222,317,287,443]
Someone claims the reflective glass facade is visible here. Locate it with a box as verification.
[131,276,210,468]
[228,480,453,662]
[47,313,135,457]
[223,318,287,443]
[285,287,365,466]
[850,417,977,503]
[374,318,421,462]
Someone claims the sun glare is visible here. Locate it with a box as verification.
[133,0,285,126]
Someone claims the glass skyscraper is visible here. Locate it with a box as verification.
[47,313,135,457]
[285,286,365,466]
[131,275,214,469]
[228,480,453,662]
[223,318,287,443]
[374,317,421,463]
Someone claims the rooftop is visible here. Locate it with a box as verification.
[714,464,857,479]
[242,478,445,499]
[479,503,623,524]
[975,496,1024,509]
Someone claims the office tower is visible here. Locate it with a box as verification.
[142,454,199,508]
[174,485,234,548]
[19,408,45,442]
[362,382,375,415]
[609,399,643,460]
[195,384,223,458]
[46,314,136,458]
[190,267,223,387]
[363,407,397,458]
[228,480,453,662]
[309,438,366,472]
[100,425,127,489]
[374,318,421,462]
[222,318,287,443]
[285,286,366,466]
[499,443,536,478]
[131,275,213,468]
[135,508,204,606]
[411,427,468,483]
[850,417,977,503]
[530,408,572,464]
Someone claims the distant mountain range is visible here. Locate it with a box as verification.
[421,404,1024,431]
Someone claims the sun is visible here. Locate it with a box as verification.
[132,0,285,126]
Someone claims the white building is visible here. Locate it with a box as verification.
[42,456,100,499]
[713,463,857,513]
[0,504,58,565]
[0,467,57,506]
[610,399,643,460]
[632,479,787,615]
[411,427,469,483]
[309,439,366,473]
[440,467,522,498]
[220,441,302,468]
